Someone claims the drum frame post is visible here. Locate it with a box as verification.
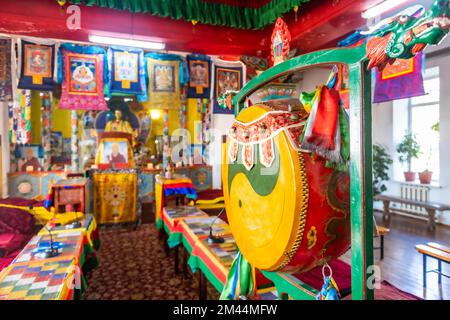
[233,43,374,300]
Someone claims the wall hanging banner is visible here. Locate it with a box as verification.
[58,44,108,110]
[212,60,244,114]
[373,52,425,103]
[93,171,137,224]
[107,46,147,101]
[186,54,211,99]
[0,39,12,101]
[18,41,55,91]
[145,52,185,109]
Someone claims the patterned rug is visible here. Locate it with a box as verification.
[84,224,203,300]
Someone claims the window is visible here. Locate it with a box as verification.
[409,67,440,181]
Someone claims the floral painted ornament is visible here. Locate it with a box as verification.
[271,17,291,66]
[228,109,307,171]
[217,90,238,111]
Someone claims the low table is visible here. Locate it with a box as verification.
[0,259,81,300]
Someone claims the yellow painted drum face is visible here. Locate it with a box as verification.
[223,105,350,273]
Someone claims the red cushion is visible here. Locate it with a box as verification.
[0,205,35,235]
[196,189,224,201]
[0,233,31,256]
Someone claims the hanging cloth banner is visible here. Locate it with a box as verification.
[0,39,12,101]
[220,251,256,300]
[300,85,350,168]
[186,54,211,99]
[107,46,147,101]
[145,52,185,109]
[18,40,55,91]
[373,52,425,103]
[212,59,245,114]
[58,43,108,110]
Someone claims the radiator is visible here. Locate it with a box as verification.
[398,183,431,216]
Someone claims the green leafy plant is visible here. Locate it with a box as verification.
[373,144,393,196]
[396,133,421,168]
[431,121,439,132]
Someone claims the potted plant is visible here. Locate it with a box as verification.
[373,144,393,196]
[396,133,420,182]
[419,123,439,184]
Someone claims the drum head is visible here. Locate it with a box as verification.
[223,105,308,271]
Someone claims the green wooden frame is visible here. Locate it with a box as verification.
[232,43,374,300]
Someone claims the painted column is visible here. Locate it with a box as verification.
[41,92,52,171]
[162,109,169,169]
[71,110,79,171]
[7,100,17,172]
[179,86,187,129]
[17,89,31,145]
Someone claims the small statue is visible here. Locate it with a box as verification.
[105,110,133,134]
[105,110,138,145]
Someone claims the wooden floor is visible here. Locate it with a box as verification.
[372,211,450,300]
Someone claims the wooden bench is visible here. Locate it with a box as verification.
[375,194,450,231]
[374,226,389,260]
[415,242,450,287]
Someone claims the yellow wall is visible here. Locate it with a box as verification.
[30,92,72,144]
[186,99,202,144]
[30,91,42,144]
[51,98,72,139]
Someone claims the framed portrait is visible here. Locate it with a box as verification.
[100,140,129,165]
[191,144,204,165]
[16,144,43,172]
[62,138,71,156]
[50,131,63,156]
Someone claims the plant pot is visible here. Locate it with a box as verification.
[419,171,433,184]
[404,171,416,182]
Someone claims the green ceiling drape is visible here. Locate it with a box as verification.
[68,0,310,29]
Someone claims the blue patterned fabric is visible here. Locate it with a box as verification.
[18,41,56,91]
[107,46,147,102]
[186,54,211,99]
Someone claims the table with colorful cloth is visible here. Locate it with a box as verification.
[39,214,100,251]
[0,215,100,300]
[159,207,274,298]
[155,175,197,229]
[0,259,81,300]
[161,206,210,248]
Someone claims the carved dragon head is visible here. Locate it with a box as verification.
[365,0,450,71]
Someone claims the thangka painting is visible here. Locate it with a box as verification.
[18,41,55,91]
[108,47,147,101]
[59,47,108,111]
[0,39,11,101]
[213,63,243,114]
[145,53,184,110]
[187,54,211,99]
[373,52,425,103]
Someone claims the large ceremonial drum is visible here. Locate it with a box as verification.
[223,105,350,273]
